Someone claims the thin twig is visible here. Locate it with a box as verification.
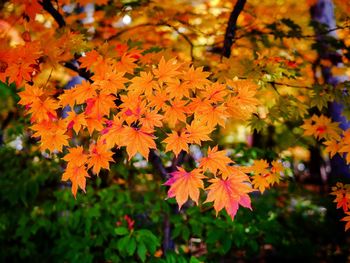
[235,25,350,41]
[269,81,313,90]
[108,22,195,60]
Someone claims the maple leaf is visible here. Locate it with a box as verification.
[18,84,43,107]
[226,79,259,120]
[324,139,340,158]
[331,183,350,212]
[28,97,59,122]
[301,115,341,141]
[195,102,229,128]
[62,165,90,198]
[164,167,205,209]
[338,129,350,163]
[147,89,169,111]
[119,94,146,125]
[199,146,232,174]
[85,93,116,119]
[71,80,98,105]
[163,99,188,127]
[31,120,69,152]
[115,53,138,73]
[85,117,106,134]
[65,111,87,134]
[201,83,228,103]
[79,50,102,69]
[163,131,190,156]
[341,212,350,231]
[182,66,210,90]
[250,159,271,193]
[129,71,156,97]
[58,89,76,108]
[268,160,284,185]
[87,140,114,174]
[92,67,127,95]
[166,79,190,99]
[205,170,252,220]
[252,174,270,193]
[121,126,156,160]
[100,116,124,148]
[139,110,163,130]
[153,57,181,84]
[63,146,88,167]
[184,119,213,145]
[251,159,269,175]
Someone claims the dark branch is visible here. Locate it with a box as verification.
[40,0,66,28]
[63,62,94,83]
[149,149,169,180]
[222,0,246,58]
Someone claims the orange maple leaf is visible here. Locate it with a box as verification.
[301,115,341,141]
[205,171,252,220]
[226,79,259,120]
[129,71,156,97]
[63,146,88,167]
[324,139,340,158]
[62,165,90,198]
[18,84,43,107]
[184,119,213,145]
[164,167,205,209]
[199,146,232,174]
[78,50,102,69]
[163,131,190,156]
[92,68,127,95]
[163,99,188,128]
[85,93,116,119]
[87,140,114,174]
[252,174,270,193]
[71,80,98,105]
[65,111,87,134]
[31,120,69,152]
[331,183,350,212]
[153,57,181,84]
[182,66,210,90]
[100,116,124,148]
[139,110,163,130]
[338,129,350,163]
[121,126,156,160]
[341,212,350,231]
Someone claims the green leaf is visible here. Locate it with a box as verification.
[137,241,147,262]
[115,227,129,235]
[248,114,266,132]
[127,237,136,255]
[190,256,201,263]
[117,235,130,253]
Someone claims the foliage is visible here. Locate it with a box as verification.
[1,0,350,261]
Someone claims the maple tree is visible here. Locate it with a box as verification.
[1,0,350,260]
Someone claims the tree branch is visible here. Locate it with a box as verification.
[63,61,93,83]
[108,22,195,60]
[222,0,247,58]
[268,81,313,89]
[40,0,66,28]
[149,149,169,180]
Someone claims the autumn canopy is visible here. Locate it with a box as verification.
[1,0,350,260]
